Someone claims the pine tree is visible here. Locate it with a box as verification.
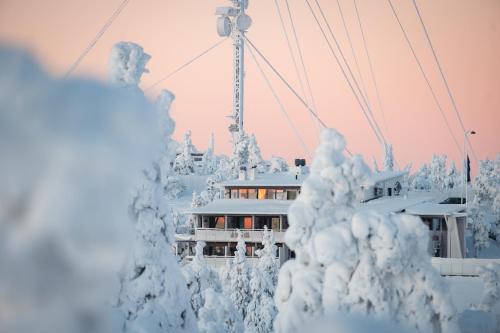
[230,132,250,177]
[248,134,265,173]
[245,227,279,333]
[430,154,447,190]
[269,156,289,173]
[445,161,461,190]
[382,143,394,171]
[411,164,431,191]
[174,130,196,175]
[274,128,457,333]
[119,91,197,333]
[183,242,222,317]
[198,288,244,333]
[226,229,251,321]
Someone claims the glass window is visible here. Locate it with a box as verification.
[271,217,280,231]
[258,188,267,200]
[276,189,285,200]
[213,243,225,256]
[287,190,297,200]
[231,188,238,199]
[215,216,225,229]
[202,216,209,228]
[228,242,237,256]
[225,188,231,198]
[246,244,253,257]
[282,216,289,230]
[244,217,253,229]
[266,189,276,199]
[248,188,257,199]
[240,188,248,199]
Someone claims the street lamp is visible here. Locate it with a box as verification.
[462,130,476,206]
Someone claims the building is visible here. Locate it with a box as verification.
[178,168,467,268]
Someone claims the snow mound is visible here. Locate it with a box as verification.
[108,41,151,87]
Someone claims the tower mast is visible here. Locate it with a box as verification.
[216,0,252,143]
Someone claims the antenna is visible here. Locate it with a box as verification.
[216,0,252,144]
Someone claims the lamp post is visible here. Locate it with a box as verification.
[462,130,476,207]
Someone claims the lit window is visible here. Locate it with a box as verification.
[244,217,253,229]
[215,216,225,229]
[240,188,249,199]
[258,188,267,199]
[271,217,280,231]
[266,189,276,199]
[248,188,257,199]
[231,188,238,199]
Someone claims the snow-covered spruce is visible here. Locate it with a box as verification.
[430,154,447,190]
[224,229,251,321]
[383,143,394,171]
[477,263,500,312]
[245,227,279,333]
[268,156,289,173]
[174,130,197,175]
[410,163,431,191]
[445,161,461,190]
[183,241,222,317]
[108,41,151,88]
[248,133,266,172]
[198,288,244,333]
[119,88,196,332]
[274,128,457,333]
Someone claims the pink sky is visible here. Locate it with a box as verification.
[0,0,498,172]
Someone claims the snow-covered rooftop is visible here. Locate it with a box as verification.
[190,199,292,215]
[359,194,436,214]
[406,203,465,216]
[220,173,304,187]
[368,170,408,184]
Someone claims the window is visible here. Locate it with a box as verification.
[231,188,238,199]
[271,217,280,231]
[244,217,253,229]
[228,242,237,256]
[225,188,231,198]
[282,216,289,230]
[246,244,253,257]
[374,187,383,197]
[266,189,276,199]
[240,188,249,199]
[248,188,257,199]
[204,242,226,256]
[258,188,267,199]
[215,216,225,229]
[388,188,392,196]
[276,189,285,200]
[287,190,298,200]
[194,157,203,162]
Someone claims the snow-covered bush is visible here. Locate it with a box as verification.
[269,156,289,173]
[383,143,394,171]
[411,164,431,191]
[183,242,222,317]
[430,154,447,190]
[0,46,157,333]
[174,130,197,175]
[198,288,244,333]
[225,229,251,321]
[274,128,456,333]
[245,227,279,333]
[477,263,500,312]
[109,41,151,88]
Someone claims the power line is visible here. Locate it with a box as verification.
[64,0,131,78]
[412,0,478,162]
[353,0,389,136]
[304,0,385,146]
[145,38,228,91]
[244,36,326,128]
[386,0,462,155]
[284,0,322,132]
[246,41,312,159]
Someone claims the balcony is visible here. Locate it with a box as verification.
[194,228,286,243]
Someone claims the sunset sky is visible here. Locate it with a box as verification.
[1,0,498,172]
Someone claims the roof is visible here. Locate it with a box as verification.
[220,173,304,187]
[406,203,465,216]
[190,199,292,215]
[369,170,408,184]
[358,194,436,214]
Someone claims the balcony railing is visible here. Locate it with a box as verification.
[195,228,286,243]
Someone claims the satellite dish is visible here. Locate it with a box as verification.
[236,14,252,31]
[217,16,232,37]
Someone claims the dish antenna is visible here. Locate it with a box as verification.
[216,0,252,143]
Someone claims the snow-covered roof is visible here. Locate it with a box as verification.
[406,203,465,216]
[359,194,436,214]
[190,199,292,215]
[221,173,304,187]
[369,170,408,184]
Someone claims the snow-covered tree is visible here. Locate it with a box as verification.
[274,128,456,333]
[444,161,461,190]
[203,146,217,175]
[108,41,151,88]
[477,263,500,312]
[230,132,250,177]
[411,164,431,191]
[383,143,394,171]
[174,130,197,175]
[248,134,266,173]
[430,154,447,190]
[245,227,279,333]
[198,288,244,333]
[183,242,222,317]
[372,156,380,173]
[225,229,251,321]
[269,156,289,173]
[119,91,197,332]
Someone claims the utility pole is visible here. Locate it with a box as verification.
[216,0,252,145]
